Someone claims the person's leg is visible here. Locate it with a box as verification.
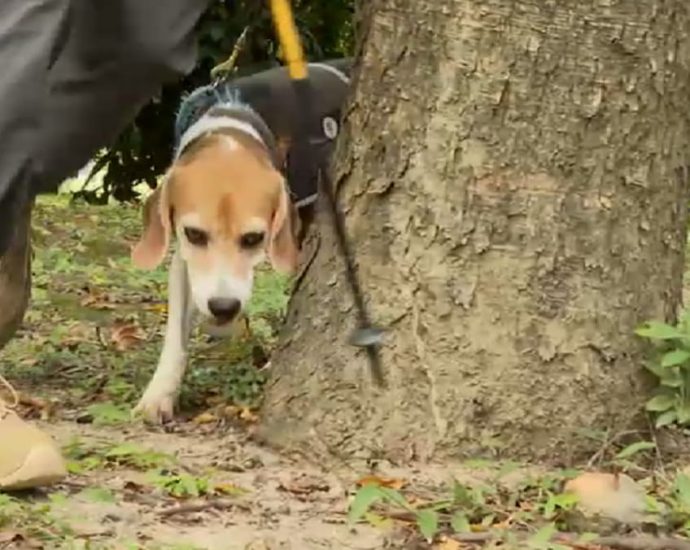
[33,0,211,193]
[0,195,67,491]
[0,0,69,256]
[0,0,70,492]
[0,0,210,491]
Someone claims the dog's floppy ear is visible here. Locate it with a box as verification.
[268,180,299,274]
[131,173,173,270]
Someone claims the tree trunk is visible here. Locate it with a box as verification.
[259,0,690,463]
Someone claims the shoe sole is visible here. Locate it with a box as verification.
[0,444,67,491]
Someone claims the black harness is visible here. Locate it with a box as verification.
[174,59,352,210]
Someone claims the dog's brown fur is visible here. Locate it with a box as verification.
[132,131,299,278]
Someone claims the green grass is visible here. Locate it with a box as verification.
[0,194,291,548]
[3,194,290,416]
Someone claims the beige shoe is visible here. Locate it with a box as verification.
[0,375,66,491]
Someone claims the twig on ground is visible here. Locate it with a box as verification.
[158,499,236,518]
[647,416,666,477]
[144,314,162,342]
[94,325,109,350]
[448,531,690,550]
[586,429,640,469]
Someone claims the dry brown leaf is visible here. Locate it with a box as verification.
[239,407,259,423]
[222,405,240,417]
[278,475,330,495]
[61,322,93,347]
[0,531,23,544]
[110,322,145,351]
[493,518,512,530]
[213,482,245,496]
[433,537,462,550]
[17,394,55,421]
[356,475,406,490]
[193,412,218,425]
[80,291,116,310]
[123,480,148,493]
[0,530,44,549]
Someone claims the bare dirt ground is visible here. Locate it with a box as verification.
[39,421,384,550]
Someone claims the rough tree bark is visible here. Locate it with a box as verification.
[259,0,690,463]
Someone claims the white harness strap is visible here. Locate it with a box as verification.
[308,62,351,85]
[175,114,265,160]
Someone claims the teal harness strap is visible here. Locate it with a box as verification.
[174,82,241,150]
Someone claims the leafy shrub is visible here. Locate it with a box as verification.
[636,313,690,427]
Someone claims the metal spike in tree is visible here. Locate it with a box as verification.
[259,0,690,463]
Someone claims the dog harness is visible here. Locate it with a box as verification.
[174,59,352,209]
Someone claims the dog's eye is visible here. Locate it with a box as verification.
[184,227,209,247]
[239,231,265,249]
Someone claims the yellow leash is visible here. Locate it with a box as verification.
[269,0,308,79]
[268,0,386,387]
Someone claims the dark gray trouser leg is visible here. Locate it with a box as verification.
[34,0,211,193]
[0,0,209,348]
[0,0,70,257]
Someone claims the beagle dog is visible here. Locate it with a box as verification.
[131,59,352,423]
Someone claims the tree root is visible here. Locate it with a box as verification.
[158,499,236,518]
[449,531,690,550]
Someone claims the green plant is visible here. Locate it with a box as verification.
[0,494,23,528]
[148,471,211,499]
[0,493,75,544]
[636,314,690,427]
[348,483,442,542]
[86,402,130,426]
[348,478,508,543]
[347,470,591,546]
[63,438,175,474]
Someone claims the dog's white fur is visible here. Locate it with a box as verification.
[175,211,263,316]
[135,249,196,420]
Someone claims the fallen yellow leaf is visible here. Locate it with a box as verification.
[80,291,116,310]
[239,407,259,423]
[223,405,241,417]
[433,537,462,550]
[146,303,168,314]
[193,412,218,424]
[213,482,246,495]
[356,475,406,490]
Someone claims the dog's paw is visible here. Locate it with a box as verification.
[133,389,177,424]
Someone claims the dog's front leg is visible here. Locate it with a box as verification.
[134,248,195,423]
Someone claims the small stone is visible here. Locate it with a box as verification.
[563,472,646,525]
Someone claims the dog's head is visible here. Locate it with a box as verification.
[131,132,299,324]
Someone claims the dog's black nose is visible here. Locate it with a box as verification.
[208,297,241,323]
